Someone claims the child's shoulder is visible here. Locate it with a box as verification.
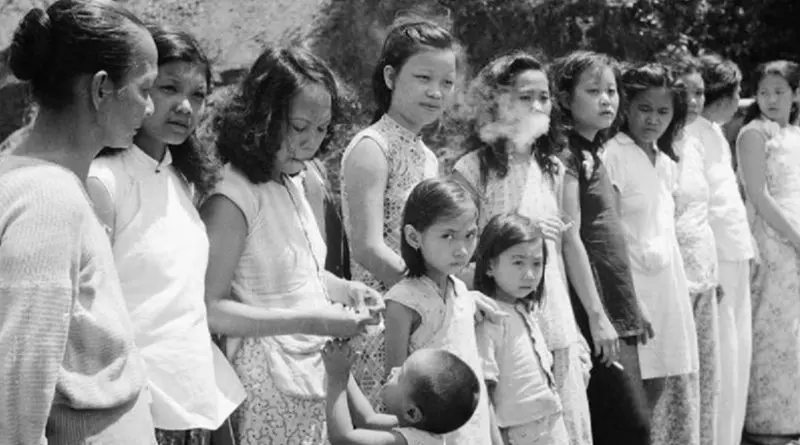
[385,277,434,304]
[393,427,444,445]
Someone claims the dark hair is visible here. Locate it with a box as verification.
[697,53,742,106]
[743,60,800,126]
[401,177,479,278]
[409,349,480,434]
[371,19,459,123]
[9,0,147,111]
[214,46,342,184]
[551,50,622,144]
[459,51,565,185]
[473,212,547,304]
[620,63,687,162]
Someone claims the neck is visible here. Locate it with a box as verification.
[632,136,658,162]
[574,124,598,142]
[508,144,533,163]
[493,289,518,305]
[424,269,449,294]
[701,107,726,125]
[133,131,167,162]
[14,109,101,182]
[386,107,424,135]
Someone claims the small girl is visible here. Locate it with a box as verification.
[602,62,699,445]
[323,340,481,445]
[473,212,568,445]
[453,51,593,445]
[550,50,652,445]
[87,25,245,443]
[342,18,459,404]
[384,177,496,444]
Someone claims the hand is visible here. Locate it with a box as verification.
[347,282,386,321]
[315,304,377,339]
[322,338,355,379]
[471,291,507,324]
[637,302,655,345]
[536,216,568,242]
[589,314,619,367]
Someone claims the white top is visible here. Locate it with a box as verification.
[89,146,244,430]
[395,427,444,445]
[385,276,492,445]
[212,164,331,399]
[477,300,561,428]
[686,116,753,261]
[602,133,698,379]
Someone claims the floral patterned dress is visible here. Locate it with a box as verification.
[340,114,439,406]
[674,135,720,445]
[737,119,800,442]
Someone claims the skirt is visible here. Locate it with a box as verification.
[156,429,211,445]
[507,413,570,445]
[552,344,594,445]
[645,373,700,445]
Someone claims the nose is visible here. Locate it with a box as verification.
[144,95,155,118]
[532,100,546,114]
[175,97,192,115]
[426,86,443,100]
[599,92,611,105]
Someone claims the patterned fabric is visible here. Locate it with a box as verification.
[551,345,594,445]
[341,114,439,408]
[506,413,570,445]
[737,119,800,438]
[647,374,700,445]
[692,288,720,445]
[231,337,326,445]
[155,429,211,445]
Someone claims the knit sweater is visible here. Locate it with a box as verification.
[0,155,156,445]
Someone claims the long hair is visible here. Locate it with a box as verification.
[743,60,800,126]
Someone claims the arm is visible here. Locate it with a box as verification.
[85,176,116,241]
[738,129,800,248]
[200,195,370,338]
[477,319,506,445]
[561,175,618,365]
[342,138,406,287]
[0,185,81,445]
[384,300,415,373]
[345,375,399,430]
[303,161,329,245]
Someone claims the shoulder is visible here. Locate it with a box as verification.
[342,127,390,179]
[385,278,432,308]
[89,152,136,203]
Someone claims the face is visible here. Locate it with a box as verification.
[757,74,796,125]
[407,209,478,280]
[501,69,552,154]
[381,351,430,425]
[101,26,158,148]
[626,87,674,147]
[386,48,457,129]
[716,84,741,124]
[277,82,332,175]
[489,240,545,301]
[138,61,208,146]
[568,66,619,137]
[679,72,705,124]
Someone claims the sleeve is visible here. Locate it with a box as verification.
[394,427,444,445]
[602,140,626,194]
[0,172,82,445]
[384,281,426,318]
[211,165,259,228]
[87,159,128,239]
[476,319,503,384]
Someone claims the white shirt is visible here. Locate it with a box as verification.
[602,133,699,379]
[686,116,753,261]
[89,146,244,430]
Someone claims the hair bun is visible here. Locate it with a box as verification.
[9,8,53,82]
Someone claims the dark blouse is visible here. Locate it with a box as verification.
[561,132,643,338]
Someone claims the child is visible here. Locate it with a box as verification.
[473,212,569,445]
[453,51,593,445]
[342,18,459,405]
[323,340,480,445]
[736,60,800,445]
[602,62,699,445]
[550,50,652,445]
[384,177,497,444]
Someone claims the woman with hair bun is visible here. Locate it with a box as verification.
[0,1,158,444]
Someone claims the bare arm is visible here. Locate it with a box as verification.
[200,195,370,338]
[345,375,399,430]
[561,175,618,364]
[85,176,116,241]
[738,129,800,248]
[384,301,415,373]
[342,138,405,287]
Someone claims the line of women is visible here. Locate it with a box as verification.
[2,1,800,445]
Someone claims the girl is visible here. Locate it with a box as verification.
[383,177,495,445]
[602,63,699,445]
[201,46,382,445]
[736,60,800,445]
[0,0,158,443]
[672,57,722,445]
[453,51,593,445]
[551,50,653,445]
[341,18,458,404]
[473,212,569,445]
[86,26,245,444]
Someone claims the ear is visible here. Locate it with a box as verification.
[90,70,112,111]
[383,65,396,92]
[485,259,495,277]
[556,90,572,112]
[404,404,424,424]
[403,224,421,250]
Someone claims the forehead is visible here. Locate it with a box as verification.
[633,87,673,106]
[759,74,791,90]
[513,69,549,91]
[501,239,544,258]
[402,48,457,74]
[157,61,208,85]
[679,72,704,89]
[576,65,615,86]
[429,208,478,230]
[290,82,332,121]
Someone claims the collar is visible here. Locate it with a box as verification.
[568,130,601,152]
[130,144,173,174]
[379,114,423,143]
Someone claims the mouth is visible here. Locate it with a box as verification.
[167,121,191,130]
[599,110,615,117]
[420,103,441,112]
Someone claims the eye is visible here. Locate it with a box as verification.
[443,79,455,88]
[415,74,431,81]
[608,88,617,96]
[193,91,207,100]
[587,88,600,95]
[160,85,177,93]
[292,124,308,133]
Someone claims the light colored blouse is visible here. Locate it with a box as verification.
[602,133,698,379]
[89,146,244,430]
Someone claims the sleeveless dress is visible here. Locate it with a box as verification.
[212,166,332,445]
[737,119,800,442]
[384,276,492,445]
[341,115,439,406]
[674,135,720,445]
[454,152,593,445]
